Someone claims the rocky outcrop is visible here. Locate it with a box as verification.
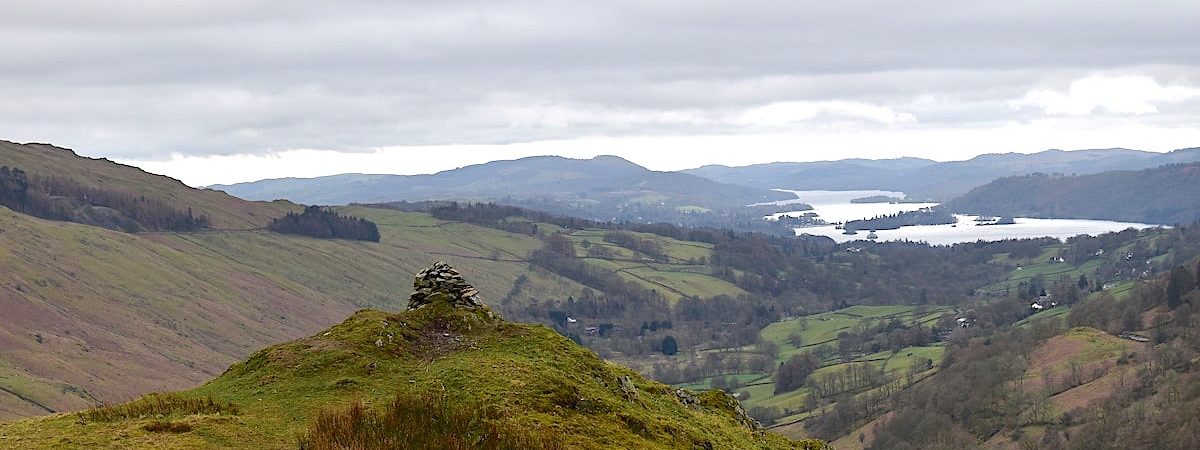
[407,262,485,310]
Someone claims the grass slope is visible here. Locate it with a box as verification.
[761,305,949,363]
[0,206,588,420]
[563,228,745,302]
[0,141,290,229]
[983,327,1142,448]
[0,157,750,421]
[0,305,828,449]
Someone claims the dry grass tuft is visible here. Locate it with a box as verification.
[143,420,194,433]
[297,392,564,450]
[82,393,239,422]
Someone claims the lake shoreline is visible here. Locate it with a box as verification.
[768,189,1161,245]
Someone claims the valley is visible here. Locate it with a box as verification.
[3,143,1200,449]
[6,3,1200,448]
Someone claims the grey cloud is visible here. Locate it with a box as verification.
[0,0,1198,159]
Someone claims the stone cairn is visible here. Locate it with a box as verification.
[407,261,485,310]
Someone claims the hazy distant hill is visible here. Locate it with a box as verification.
[687,157,938,192]
[212,155,793,221]
[943,163,1200,225]
[685,148,1200,200]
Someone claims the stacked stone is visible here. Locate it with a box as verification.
[407,261,484,310]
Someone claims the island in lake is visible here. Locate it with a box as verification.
[843,208,957,231]
[775,211,827,227]
[976,216,1017,226]
[849,195,929,204]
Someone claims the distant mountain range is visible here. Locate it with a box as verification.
[942,162,1200,225]
[685,147,1200,200]
[212,155,795,225]
[211,147,1200,226]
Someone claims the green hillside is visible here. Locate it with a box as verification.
[663,305,948,435]
[0,140,290,229]
[0,143,773,421]
[943,162,1200,225]
[0,279,829,449]
[0,205,597,420]
[0,172,754,421]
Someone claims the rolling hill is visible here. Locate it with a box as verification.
[0,141,790,424]
[0,270,829,449]
[0,142,608,420]
[942,162,1200,225]
[0,201,607,420]
[210,155,795,223]
[685,147,1200,200]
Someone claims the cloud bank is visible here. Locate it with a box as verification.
[1,0,1198,184]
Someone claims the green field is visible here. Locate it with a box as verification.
[0,200,765,419]
[561,228,745,302]
[0,206,593,419]
[671,305,952,429]
[762,305,950,362]
[674,373,770,392]
[983,247,1103,296]
[1015,305,1071,327]
[982,230,1170,297]
[568,229,716,263]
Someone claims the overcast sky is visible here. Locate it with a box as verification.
[3,0,1199,186]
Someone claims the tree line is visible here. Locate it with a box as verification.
[0,165,210,232]
[268,206,381,241]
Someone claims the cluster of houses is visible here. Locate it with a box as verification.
[1030,293,1058,311]
[563,317,624,337]
[562,316,598,335]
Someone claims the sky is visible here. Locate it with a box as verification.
[2,0,1199,187]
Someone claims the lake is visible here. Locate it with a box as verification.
[766,190,1162,245]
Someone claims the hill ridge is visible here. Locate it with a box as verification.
[208,155,793,221]
[1,140,293,229]
[942,162,1200,224]
[682,147,1200,199]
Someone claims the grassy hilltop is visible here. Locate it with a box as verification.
[0,290,828,449]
